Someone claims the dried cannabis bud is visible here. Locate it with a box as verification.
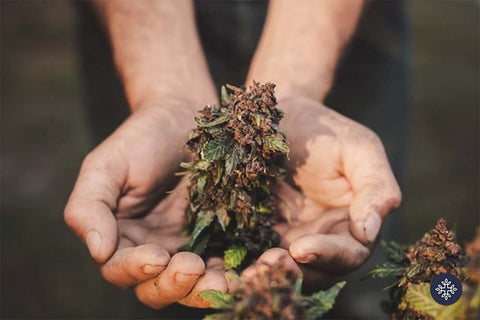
[365,218,479,319]
[199,264,345,320]
[180,82,289,269]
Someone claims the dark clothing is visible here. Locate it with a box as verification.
[75,1,410,318]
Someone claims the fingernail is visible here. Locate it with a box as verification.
[143,264,166,275]
[86,230,101,258]
[297,254,317,264]
[364,213,382,242]
[175,272,199,285]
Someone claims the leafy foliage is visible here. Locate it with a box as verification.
[302,281,346,319]
[182,82,289,268]
[365,219,479,319]
[223,245,247,269]
[199,290,234,309]
[200,265,345,320]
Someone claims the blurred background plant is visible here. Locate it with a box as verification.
[1,1,478,318]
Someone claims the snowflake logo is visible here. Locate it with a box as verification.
[430,273,463,305]
[435,278,457,301]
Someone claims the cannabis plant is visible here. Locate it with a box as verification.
[180,82,289,269]
[365,219,480,319]
[199,264,346,320]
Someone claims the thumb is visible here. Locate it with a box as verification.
[64,151,125,263]
[349,182,401,245]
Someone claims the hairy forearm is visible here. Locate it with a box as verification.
[93,0,216,111]
[247,0,364,101]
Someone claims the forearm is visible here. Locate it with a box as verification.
[93,0,217,111]
[247,0,364,102]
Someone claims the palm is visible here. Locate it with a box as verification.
[242,97,400,288]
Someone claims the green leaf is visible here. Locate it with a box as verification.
[195,114,232,128]
[198,290,234,309]
[202,140,226,161]
[225,143,243,176]
[257,203,272,214]
[215,207,230,231]
[190,231,210,256]
[197,173,207,198]
[363,263,406,280]
[294,276,303,296]
[224,245,247,269]
[189,211,214,245]
[304,281,346,319]
[381,240,409,264]
[220,86,231,105]
[404,283,466,320]
[263,134,290,153]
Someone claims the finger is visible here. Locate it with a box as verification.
[179,270,228,308]
[289,233,369,275]
[99,243,170,289]
[241,248,302,281]
[343,132,402,244]
[134,252,205,309]
[64,152,127,263]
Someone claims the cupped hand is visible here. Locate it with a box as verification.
[64,101,227,309]
[243,96,401,289]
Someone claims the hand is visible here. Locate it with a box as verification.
[243,96,401,289]
[64,101,227,309]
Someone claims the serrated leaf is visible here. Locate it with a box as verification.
[363,263,405,280]
[215,207,230,231]
[224,245,247,269]
[263,134,290,153]
[189,211,214,246]
[294,276,303,296]
[404,283,466,320]
[304,281,346,319]
[202,140,226,161]
[225,143,243,176]
[198,290,234,309]
[195,114,232,128]
[381,240,409,264]
[197,173,207,198]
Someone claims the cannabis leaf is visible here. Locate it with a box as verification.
[363,263,406,280]
[263,134,290,153]
[199,290,234,309]
[381,240,409,264]
[404,283,465,320]
[302,281,346,319]
[189,210,214,247]
[224,245,247,269]
[195,114,232,128]
[224,143,243,176]
[202,139,227,161]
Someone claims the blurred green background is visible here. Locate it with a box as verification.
[1,1,478,319]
